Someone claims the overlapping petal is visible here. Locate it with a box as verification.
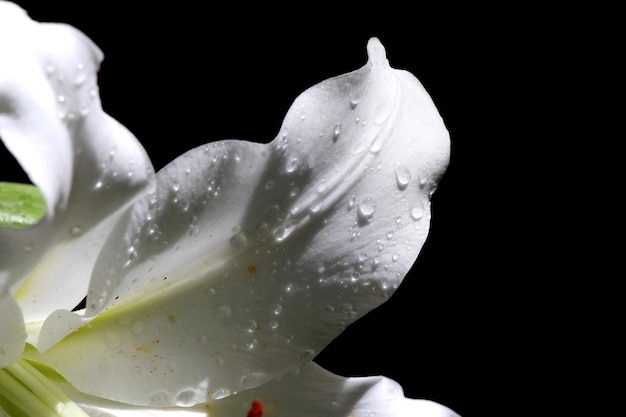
[0,0,155,360]
[26,38,449,406]
[50,362,459,417]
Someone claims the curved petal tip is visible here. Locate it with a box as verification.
[366,37,389,67]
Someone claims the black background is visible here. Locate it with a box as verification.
[3,2,582,416]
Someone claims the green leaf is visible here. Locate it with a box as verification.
[0,182,46,228]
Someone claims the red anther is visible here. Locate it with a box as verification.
[247,398,263,417]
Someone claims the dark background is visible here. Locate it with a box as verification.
[3,2,581,416]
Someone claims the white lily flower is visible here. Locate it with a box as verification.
[0,2,458,416]
[0,1,155,366]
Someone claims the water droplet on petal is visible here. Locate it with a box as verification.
[69,226,82,237]
[247,320,259,333]
[174,389,202,407]
[419,174,428,189]
[241,372,271,389]
[395,165,411,190]
[342,303,355,318]
[310,202,322,213]
[357,197,376,224]
[316,181,327,194]
[75,72,87,87]
[428,184,438,199]
[289,204,301,216]
[212,389,230,400]
[230,231,248,250]
[147,224,159,237]
[410,204,424,220]
[273,304,283,316]
[347,196,357,210]
[333,123,342,140]
[274,224,296,241]
[127,246,138,262]
[286,155,300,173]
[370,136,383,153]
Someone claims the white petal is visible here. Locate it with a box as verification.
[6,362,460,417]
[75,404,208,417]
[0,3,154,333]
[211,362,461,417]
[0,293,26,367]
[29,38,448,406]
[36,368,210,417]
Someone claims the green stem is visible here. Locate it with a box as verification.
[0,359,89,417]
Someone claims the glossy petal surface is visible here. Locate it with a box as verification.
[29,39,449,405]
[28,38,449,406]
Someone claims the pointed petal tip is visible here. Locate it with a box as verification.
[366,37,388,67]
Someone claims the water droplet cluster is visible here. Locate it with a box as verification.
[45,59,98,123]
[70,43,446,406]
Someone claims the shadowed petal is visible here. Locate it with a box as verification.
[23,365,209,417]
[52,362,460,417]
[210,362,461,417]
